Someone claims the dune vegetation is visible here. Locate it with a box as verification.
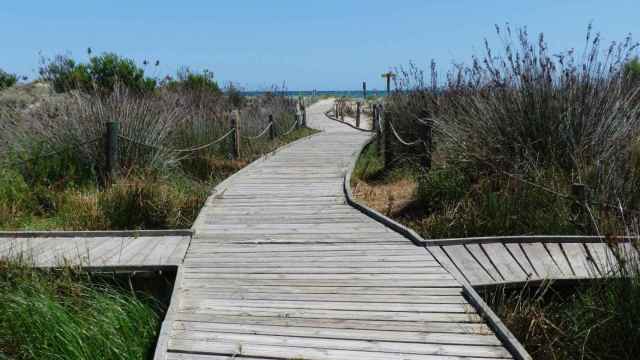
[352,24,640,359]
[0,51,315,231]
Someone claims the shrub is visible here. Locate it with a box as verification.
[166,67,221,95]
[626,57,640,84]
[39,53,155,94]
[0,69,17,91]
[385,25,640,235]
[100,175,206,229]
[0,169,33,227]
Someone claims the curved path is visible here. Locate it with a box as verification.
[155,100,512,360]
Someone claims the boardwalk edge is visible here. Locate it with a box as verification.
[343,135,533,360]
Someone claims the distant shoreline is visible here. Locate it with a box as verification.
[240,90,388,97]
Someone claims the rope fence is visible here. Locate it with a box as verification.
[2,104,308,181]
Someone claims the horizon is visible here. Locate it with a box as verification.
[2,0,639,91]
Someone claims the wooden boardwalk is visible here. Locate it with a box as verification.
[156,100,512,360]
[0,231,191,270]
[427,236,639,287]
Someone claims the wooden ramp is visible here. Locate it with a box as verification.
[0,231,191,269]
[427,236,640,287]
[156,100,512,360]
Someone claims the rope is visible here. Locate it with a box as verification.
[118,135,162,150]
[173,128,235,153]
[387,120,425,147]
[119,127,235,154]
[3,138,101,167]
[243,122,272,140]
[281,120,299,136]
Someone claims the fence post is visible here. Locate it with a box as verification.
[105,121,119,179]
[424,119,432,170]
[356,102,361,128]
[372,104,378,131]
[380,106,392,169]
[269,114,276,140]
[340,101,345,121]
[571,183,590,230]
[301,104,307,127]
[230,110,241,158]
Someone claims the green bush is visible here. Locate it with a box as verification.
[165,67,221,95]
[0,169,34,227]
[40,53,155,94]
[416,166,469,212]
[100,175,206,229]
[626,57,640,84]
[0,69,17,91]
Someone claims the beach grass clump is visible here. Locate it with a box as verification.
[0,260,160,360]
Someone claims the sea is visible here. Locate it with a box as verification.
[240,90,388,98]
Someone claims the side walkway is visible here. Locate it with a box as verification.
[157,100,512,360]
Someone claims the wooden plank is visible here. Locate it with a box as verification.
[561,243,592,277]
[504,243,536,279]
[465,244,503,282]
[167,340,512,360]
[173,320,501,345]
[180,299,472,313]
[179,291,465,304]
[180,266,447,274]
[585,242,616,276]
[481,243,528,282]
[544,243,574,277]
[442,245,493,285]
[519,242,563,279]
[173,313,492,335]
[168,337,512,359]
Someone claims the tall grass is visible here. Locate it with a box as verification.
[381,25,640,236]
[0,67,304,230]
[0,260,160,360]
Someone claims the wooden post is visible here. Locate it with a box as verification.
[381,72,396,95]
[105,121,119,179]
[340,101,345,121]
[373,104,380,132]
[268,114,276,140]
[356,101,361,128]
[363,81,367,99]
[301,104,307,127]
[424,120,432,170]
[380,106,391,169]
[571,183,590,230]
[230,110,241,158]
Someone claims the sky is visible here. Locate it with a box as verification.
[1,0,639,91]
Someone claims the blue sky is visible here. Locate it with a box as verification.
[1,1,638,90]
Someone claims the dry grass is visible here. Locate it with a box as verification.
[353,178,417,216]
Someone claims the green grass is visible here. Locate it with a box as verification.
[0,261,160,360]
